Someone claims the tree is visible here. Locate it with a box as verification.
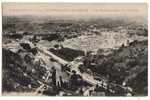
[57,35,64,49]
[54,44,59,50]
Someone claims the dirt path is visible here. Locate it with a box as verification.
[36,43,133,96]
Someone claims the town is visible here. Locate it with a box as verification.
[2,15,148,96]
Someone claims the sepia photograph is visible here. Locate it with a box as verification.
[2,3,148,96]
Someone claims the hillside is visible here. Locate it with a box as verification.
[83,40,148,96]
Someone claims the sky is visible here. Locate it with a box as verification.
[2,3,147,18]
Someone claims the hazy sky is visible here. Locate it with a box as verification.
[2,3,147,19]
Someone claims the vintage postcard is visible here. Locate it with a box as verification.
[2,3,148,96]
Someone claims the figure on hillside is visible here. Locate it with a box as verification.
[59,76,64,88]
[51,66,56,86]
[70,70,78,87]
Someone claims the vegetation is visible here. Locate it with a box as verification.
[49,47,84,61]
[82,40,148,96]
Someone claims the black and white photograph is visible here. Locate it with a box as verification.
[1,3,148,96]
